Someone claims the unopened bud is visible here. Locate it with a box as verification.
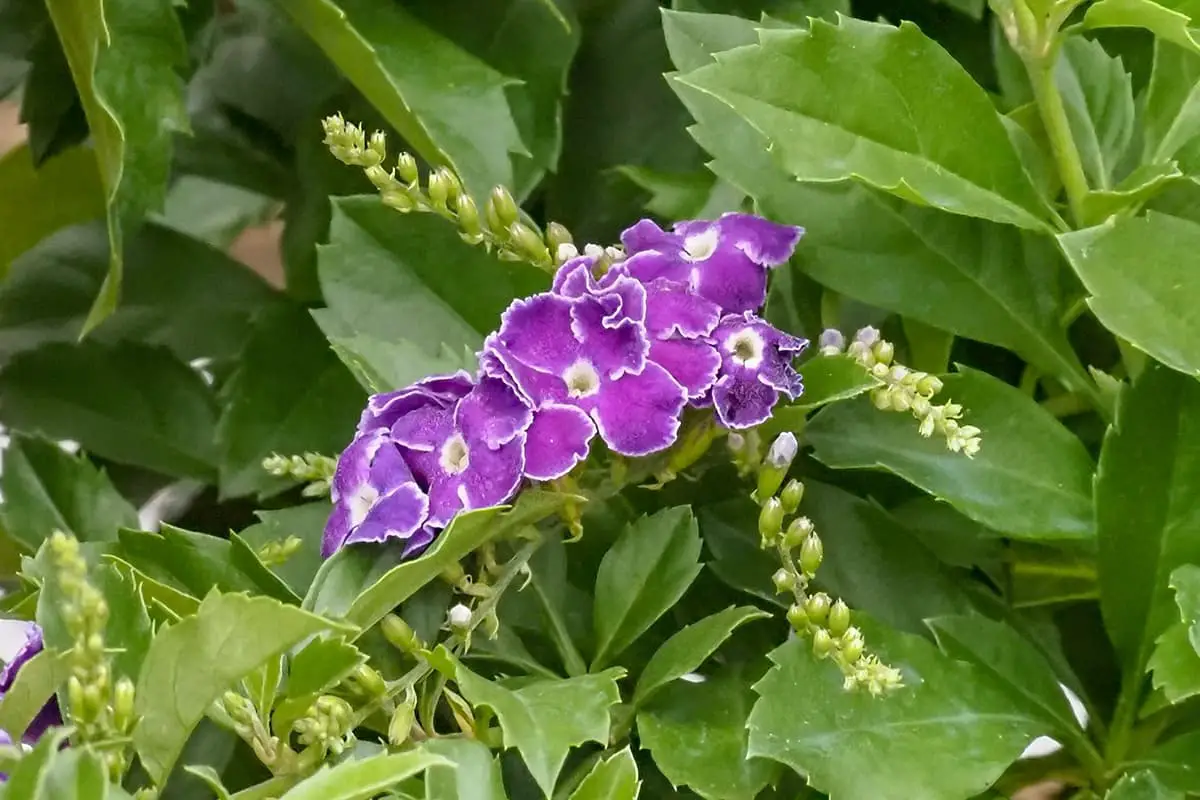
[917,374,943,396]
[786,604,809,631]
[818,328,845,355]
[804,592,830,624]
[353,664,387,697]
[381,614,421,653]
[780,479,804,514]
[489,186,519,230]
[546,222,573,253]
[828,600,851,637]
[382,190,417,212]
[757,433,797,500]
[448,603,472,632]
[365,131,386,166]
[456,194,481,236]
[395,152,418,185]
[783,516,813,550]
[813,628,834,657]
[772,568,795,594]
[509,222,550,263]
[68,676,85,717]
[113,678,136,731]
[799,533,824,576]
[758,498,784,544]
[854,326,880,347]
[427,169,450,209]
[388,687,417,747]
[841,636,865,663]
[873,340,894,365]
[727,432,746,454]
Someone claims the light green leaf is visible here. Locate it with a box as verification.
[568,747,640,800]
[237,504,328,598]
[133,591,351,784]
[1056,36,1135,190]
[0,434,136,552]
[95,564,153,682]
[0,341,218,480]
[807,367,1095,540]
[662,9,760,74]
[614,165,741,221]
[1060,213,1200,378]
[1097,362,1200,684]
[304,490,568,633]
[183,765,233,800]
[634,606,770,706]
[677,18,1052,230]
[640,666,777,800]
[747,621,1050,799]
[0,649,66,741]
[106,555,200,624]
[0,145,103,276]
[285,637,364,699]
[1150,565,1200,702]
[271,0,523,197]
[43,0,189,331]
[5,728,71,798]
[1143,40,1200,166]
[422,737,507,800]
[42,748,115,800]
[279,750,450,800]
[1086,0,1200,56]
[1082,162,1185,221]
[592,506,704,670]
[216,302,364,499]
[1107,770,1184,800]
[455,661,624,797]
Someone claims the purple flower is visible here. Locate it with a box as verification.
[0,623,61,743]
[643,278,722,400]
[620,213,804,314]
[392,377,531,527]
[709,313,807,429]
[357,371,474,433]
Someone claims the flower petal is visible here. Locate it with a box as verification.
[391,405,454,453]
[712,373,780,429]
[649,339,721,399]
[593,362,687,456]
[496,292,581,374]
[570,297,648,378]
[644,279,722,339]
[346,483,431,546]
[357,372,472,431]
[321,504,354,558]
[460,434,526,510]
[623,250,690,286]
[456,376,533,449]
[330,429,385,501]
[691,239,770,313]
[717,212,804,265]
[481,336,568,408]
[621,218,679,254]
[524,404,595,480]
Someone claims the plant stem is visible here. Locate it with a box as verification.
[1025,43,1090,228]
[229,774,302,800]
[1105,673,1143,769]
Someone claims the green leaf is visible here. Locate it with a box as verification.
[216,302,364,499]
[271,0,523,198]
[1082,162,1185,221]
[237,504,329,597]
[304,490,567,633]
[1143,40,1200,167]
[1060,213,1200,378]
[1097,362,1200,683]
[0,145,103,276]
[422,738,507,800]
[41,748,116,800]
[183,765,233,800]
[0,341,218,480]
[96,564,153,681]
[0,648,66,741]
[43,0,189,332]
[0,221,280,365]
[0,434,136,552]
[747,621,1050,799]
[568,747,640,800]
[6,729,72,798]
[634,606,770,706]
[755,356,880,441]
[1107,770,1185,800]
[314,199,545,390]
[615,165,742,221]
[640,665,777,800]
[133,591,351,784]
[662,9,760,73]
[1126,730,1200,793]
[1150,565,1200,702]
[807,367,1095,540]
[592,506,704,670]
[106,555,200,624]
[1056,36,1135,190]
[677,18,1052,230]
[285,636,364,698]
[278,750,451,800]
[455,661,624,797]
[1086,0,1200,55]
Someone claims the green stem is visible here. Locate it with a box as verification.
[1025,43,1090,228]
[1106,672,1144,768]
[229,774,302,800]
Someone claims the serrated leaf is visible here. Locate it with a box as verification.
[678,18,1052,230]
[237,504,329,597]
[592,506,703,670]
[1082,162,1185,221]
[455,661,624,797]
[1150,565,1200,702]
[133,591,351,784]
[271,0,523,198]
[747,621,1049,799]
[422,737,507,800]
[662,9,760,74]
[216,302,364,499]
[0,341,218,480]
[569,747,640,800]
[0,434,136,552]
[640,665,776,800]
[279,750,450,800]
[304,490,568,633]
[1056,36,1135,190]
[634,606,769,706]
[0,648,66,742]
[43,0,189,331]
[1097,362,1200,685]
[1143,40,1200,167]
[1086,0,1200,56]
[808,367,1094,539]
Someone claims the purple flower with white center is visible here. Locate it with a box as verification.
[0,623,61,743]
[392,377,531,527]
[322,428,431,558]
[642,278,723,400]
[710,312,807,429]
[357,371,473,433]
[620,213,804,314]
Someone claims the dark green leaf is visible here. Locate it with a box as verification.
[568,747,639,800]
[455,661,624,797]
[614,165,741,221]
[0,648,65,742]
[1056,36,1135,190]
[747,621,1050,799]
[0,434,136,552]
[237,504,329,597]
[182,765,233,800]
[43,0,189,331]
[272,0,523,197]
[133,591,351,784]
[216,302,364,499]
[634,606,769,706]
[807,367,1095,540]
[677,18,1052,230]
[1126,730,1200,793]
[107,555,200,624]
[592,506,703,669]
[1085,0,1200,55]
[0,341,218,480]
[1107,770,1184,800]
[422,737,507,800]
[640,665,777,800]
[278,750,450,800]
[1097,361,1200,680]
[19,25,87,168]
[285,636,364,698]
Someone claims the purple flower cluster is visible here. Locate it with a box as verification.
[0,622,61,746]
[323,213,806,557]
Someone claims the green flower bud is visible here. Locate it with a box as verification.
[780,479,804,514]
[804,592,831,624]
[353,664,387,697]
[871,387,891,410]
[757,432,798,501]
[772,568,795,594]
[916,374,943,396]
[841,635,865,664]
[381,614,422,653]
[813,628,834,657]
[395,152,419,185]
[758,497,784,544]
[799,533,823,576]
[489,186,519,230]
[783,516,814,550]
[828,599,851,637]
[382,189,417,213]
[546,222,573,253]
[509,222,550,263]
[366,131,387,166]
[456,194,481,237]
[873,340,894,365]
[786,604,809,631]
[388,687,417,747]
[427,169,450,209]
[113,677,136,732]
[68,675,86,718]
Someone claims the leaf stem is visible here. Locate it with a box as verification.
[1105,673,1143,769]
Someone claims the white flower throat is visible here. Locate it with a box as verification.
[563,359,601,398]
[440,434,471,475]
[726,328,765,369]
[349,484,380,526]
[682,228,719,262]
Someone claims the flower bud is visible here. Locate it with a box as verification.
[818,328,845,355]
[873,340,894,365]
[113,677,136,732]
[395,152,418,185]
[546,222,573,253]
[364,131,386,166]
[382,189,416,212]
[917,374,943,396]
[799,533,824,576]
[448,603,473,632]
[854,326,880,347]
[456,194,481,237]
[353,664,387,697]
[757,433,797,501]
[841,636,865,664]
[783,516,814,550]
[68,675,85,718]
[813,628,834,657]
[388,687,417,747]
[489,186,519,230]
[726,432,746,455]
[828,599,851,637]
[555,242,579,262]
[780,479,804,515]
[381,614,421,653]
[772,568,795,594]
[427,169,450,209]
[509,222,550,263]
[758,498,784,544]
[786,604,809,631]
[804,592,830,624]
